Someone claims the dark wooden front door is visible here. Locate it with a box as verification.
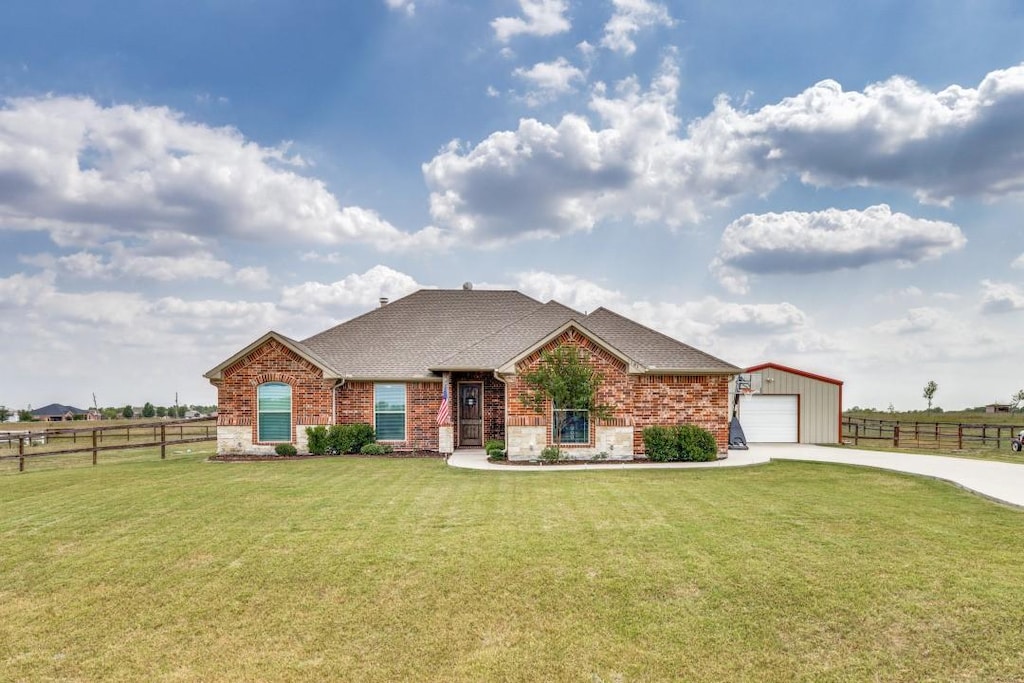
[459,383,483,447]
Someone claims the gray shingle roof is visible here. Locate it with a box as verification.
[583,307,739,373]
[300,289,542,379]
[214,288,740,380]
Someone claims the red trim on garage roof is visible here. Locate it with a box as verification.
[745,362,843,386]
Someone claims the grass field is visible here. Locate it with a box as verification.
[3,455,1024,681]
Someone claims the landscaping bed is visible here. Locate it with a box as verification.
[210,449,442,462]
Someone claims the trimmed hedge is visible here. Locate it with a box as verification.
[359,442,395,455]
[643,425,717,462]
[485,439,506,459]
[305,424,376,455]
[274,443,298,457]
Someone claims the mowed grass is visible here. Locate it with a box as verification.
[3,457,1024,681]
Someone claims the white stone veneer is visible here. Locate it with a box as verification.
[506,425,634,461]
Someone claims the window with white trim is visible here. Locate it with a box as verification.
[553,405,589,445]
[374,383,406,441]
[257,382,292,442]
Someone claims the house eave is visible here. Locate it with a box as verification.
[203,331,342,382]
[495,320,645,375]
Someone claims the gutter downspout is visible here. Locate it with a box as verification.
[332,378,345,425]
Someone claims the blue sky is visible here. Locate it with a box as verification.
[2,0,1024,412]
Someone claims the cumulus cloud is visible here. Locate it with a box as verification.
[514,270,626,312]
[513,57,586,105]
[383,0,415,16]
[980,279,1024,313]
[423,59,729,240]
[710,205,966,293]
[601,0,675,55]
[0,95,436,251]
[280,265,427,315]
[1013,253,1024,269]
[422,62,1024,245]
[492,0,570,42]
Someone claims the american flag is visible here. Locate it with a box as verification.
[436,383,451,426]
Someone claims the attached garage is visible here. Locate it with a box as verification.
[734,362,843,444]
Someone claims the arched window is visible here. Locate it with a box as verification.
[257,382,292,442]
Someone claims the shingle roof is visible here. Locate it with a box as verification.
[32,403,87,416]
[300,289,542,379]
[209,288,740,380]
[583,307,739,373]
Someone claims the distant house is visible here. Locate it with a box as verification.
[183,410,203,419]
[985,403,1011,414]
[31,403,88,422]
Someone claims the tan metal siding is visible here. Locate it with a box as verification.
[759,367,839,443]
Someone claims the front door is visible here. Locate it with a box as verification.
[459,382,483,447]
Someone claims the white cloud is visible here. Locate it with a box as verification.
[870,306,950,334]
[600,0,674,55]
[1013,253,1024,269]
[423,59,722,241]
[383,0,415,16]
[492,0,570,42]
[514,271,626,312]
[513,57,586,105]
[423,62,1024,246]
[980,279,1024,313]
[0,96,438,252]
[710,205,967,294]
[280,265,428,315]
[711,64,1024,204]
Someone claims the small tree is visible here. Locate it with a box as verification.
[17,409,34,422]
[122,405,134,419]
[1012,390,1024,413]
[0,405,9,422]
[923,380,938,411]
[519,344,612,451]
[156,406,167,417]
[142,402,155,418]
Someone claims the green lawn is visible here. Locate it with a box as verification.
[3,456,1024,681]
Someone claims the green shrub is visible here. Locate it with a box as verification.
[305,426,329,455]
[485,439,505,458]
[643,425,718,462]
[643,426,676,462]
[274,443,298,457]
[359,442,394,455]
[540,445,561,463]
[326,423,376,454]
[675,424,717,461]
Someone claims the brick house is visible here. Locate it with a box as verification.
[204,289,740,460]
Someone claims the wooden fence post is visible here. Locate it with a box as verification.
[894,425,900,448]
[160,424,166,460]
[92,430,98,465]
[19,435,25,472]
[958,424,963,450]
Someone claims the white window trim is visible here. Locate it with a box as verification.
[374,383,407,442]
[257,382,293,443]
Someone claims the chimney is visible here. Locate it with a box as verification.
[379,297,389,307]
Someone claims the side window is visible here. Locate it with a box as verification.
[258,382,292,442]
[374,383,406,441]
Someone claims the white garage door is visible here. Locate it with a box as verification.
[739,394,798,443]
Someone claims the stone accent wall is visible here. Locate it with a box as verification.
[336,379,441,451]
[214,338,333,452]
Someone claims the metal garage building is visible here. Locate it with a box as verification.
[734,362,843,444]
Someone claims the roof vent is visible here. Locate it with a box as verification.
[462,282,473,290]
[379,297,388,307]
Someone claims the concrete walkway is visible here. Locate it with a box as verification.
[447,444,1024,508]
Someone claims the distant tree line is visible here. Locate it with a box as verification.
[1,403,217,422]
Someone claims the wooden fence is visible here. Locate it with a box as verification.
[0,418,216,472]
[843,417,1023,451]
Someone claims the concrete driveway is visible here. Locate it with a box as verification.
[758,443,1024,508]
[448,444,1024,508]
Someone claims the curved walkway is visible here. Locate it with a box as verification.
[448,444,1024,508]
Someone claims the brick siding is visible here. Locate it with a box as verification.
[215,338,333,444]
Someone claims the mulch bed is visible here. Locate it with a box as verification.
[488,456,727,466]
[209,450,443,462]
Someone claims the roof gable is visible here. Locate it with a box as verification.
[495,320,643,375]
[203,331,338,381]
[745,362,843,386]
